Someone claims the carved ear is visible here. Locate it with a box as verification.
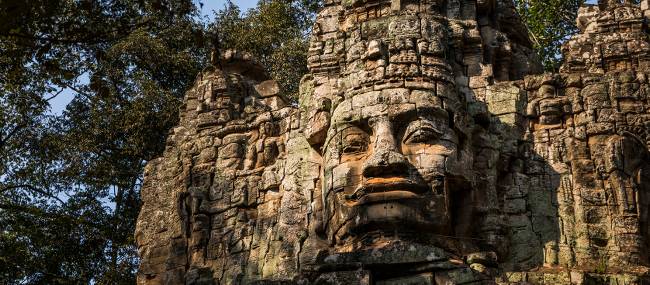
[311,180,327,237]
[526,98,541,117]
[299,74,332,153]
[306,110,331,153]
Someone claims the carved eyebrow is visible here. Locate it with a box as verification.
[329,101,356,124]
[387,107,418,123]
[414,106,449,120]
[413,118,443,129]
[403,117,445,135]
[403,126,442,144]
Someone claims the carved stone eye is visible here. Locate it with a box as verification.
[341,133,368,154]
[403,120,443,144]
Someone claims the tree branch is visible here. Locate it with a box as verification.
[1,18,155,46]
[45,88,66,102]
[58,82,92,100]
[0,184,65,204]
[0,123,28,150]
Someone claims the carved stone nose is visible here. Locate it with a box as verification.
[362,149,409,178]
[362,117,409,178]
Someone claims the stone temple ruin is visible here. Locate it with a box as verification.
[135,0,650,284]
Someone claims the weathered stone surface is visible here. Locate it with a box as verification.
[136,0,650,284]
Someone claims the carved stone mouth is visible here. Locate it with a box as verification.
[345,177,429,205]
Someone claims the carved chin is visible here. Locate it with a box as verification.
[334,198,452,243]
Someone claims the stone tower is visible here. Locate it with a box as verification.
[135,0,650,284]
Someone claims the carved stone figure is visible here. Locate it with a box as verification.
[319,87,472,248]
[136,0,650,284]
[524,72,650,270]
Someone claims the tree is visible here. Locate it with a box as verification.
[513,0,585,71]
[0,0,208,283]
[212,0,320,99]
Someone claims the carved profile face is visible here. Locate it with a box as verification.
[321,85,472,247]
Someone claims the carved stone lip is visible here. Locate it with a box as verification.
[346,177,428,205]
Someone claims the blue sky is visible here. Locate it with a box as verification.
[49,0,599,114]
[202,0,257,19]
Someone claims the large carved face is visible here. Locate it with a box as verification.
[321,84,472,247]
[302,0,495,253]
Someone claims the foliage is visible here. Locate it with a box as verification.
[513,0,585,71]
[212,0,320,99]
[0,0,207,283]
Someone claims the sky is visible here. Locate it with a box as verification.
[49,0,600,114]
[204,0,257,19]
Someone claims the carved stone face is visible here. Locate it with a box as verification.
[321,86,470,247]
